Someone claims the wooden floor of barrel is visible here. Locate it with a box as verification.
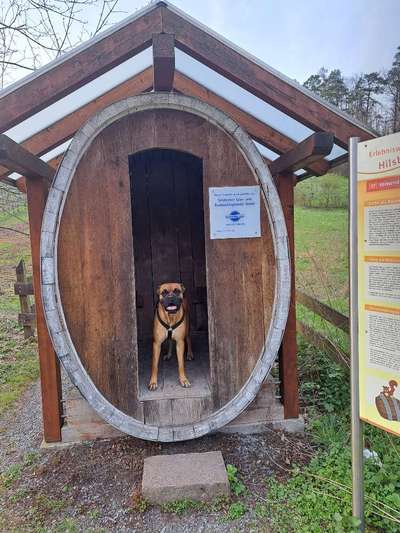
[138,351,211,401]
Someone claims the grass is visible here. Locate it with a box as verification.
[0,204,38,415]
[294,205,350,354]
[295,173,348,209]
[295,206,348,306]
[256,341,400,532]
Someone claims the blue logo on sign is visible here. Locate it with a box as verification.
[226,210,244,222]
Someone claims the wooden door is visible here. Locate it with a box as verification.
[130,149,207,342]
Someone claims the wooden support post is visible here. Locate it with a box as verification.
[15,259,34,339]
[276,172,299,418]
[152,33,175,91]
[26,177,62,442]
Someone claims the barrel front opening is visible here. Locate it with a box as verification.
[129,149,210,404]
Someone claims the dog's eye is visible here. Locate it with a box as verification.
[173,288,181,295]
[161,289,169,297]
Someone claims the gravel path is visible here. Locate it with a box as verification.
[0,378,312,532]
[0,379,43,470]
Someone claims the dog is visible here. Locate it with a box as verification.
[148,282,193,391]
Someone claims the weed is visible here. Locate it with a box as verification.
[53,518,79,533]
[9,487,29,502]
[130,489,149,513]
[208,494,230,512]
[161,498,202,514]
[35,493,66,513]
[226,464,246,497]
[225,501,246,520]
[87,509,101,520]
[24,451,40,466]
[1,463,22,488]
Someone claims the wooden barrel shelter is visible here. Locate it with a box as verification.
[0,2,375,443]
[41,93,289,441]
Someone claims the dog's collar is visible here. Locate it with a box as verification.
[156,305,185,340]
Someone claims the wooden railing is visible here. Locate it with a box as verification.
[15,259,36,338]
[296,289,350,368]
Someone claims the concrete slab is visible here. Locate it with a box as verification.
[142,451,230,503]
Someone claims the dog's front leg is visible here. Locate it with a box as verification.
[149,341,161,390]
[176,339,190,388]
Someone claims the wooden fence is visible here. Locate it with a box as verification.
[296,289,350,368]
[15,259,35,338]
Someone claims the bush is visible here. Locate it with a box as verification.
[295,174,348,209]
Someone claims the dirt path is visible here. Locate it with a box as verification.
[0,377,313,532]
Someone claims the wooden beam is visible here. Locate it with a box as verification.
[0,7,161,132]
[296,290,349,333]
[276,172,299,419]
[269,132,333,177]
[0,135,54,184]
[153,33,175,91]
[161,6,374,148]
[26,177,62,442]
[297,320,349,369]
[0,67,153,180]
[173,71,329,176]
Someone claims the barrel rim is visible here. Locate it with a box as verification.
[40,92,291,442]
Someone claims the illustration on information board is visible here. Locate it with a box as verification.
[375,380,400,422]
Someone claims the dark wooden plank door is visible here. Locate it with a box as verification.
[130,149,207,341]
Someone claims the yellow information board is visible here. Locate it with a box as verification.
[357,132,400,436]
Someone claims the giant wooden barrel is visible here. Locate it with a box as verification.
[40,93,290,442]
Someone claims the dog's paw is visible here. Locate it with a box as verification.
[186,352,194,361]
[179,376,191,388]
[148,381,158,391]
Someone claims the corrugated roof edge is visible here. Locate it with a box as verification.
[0,0,376,138]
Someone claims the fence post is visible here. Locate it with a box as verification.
[15,259,34,339]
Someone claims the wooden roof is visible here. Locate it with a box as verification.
[0,1,375,185]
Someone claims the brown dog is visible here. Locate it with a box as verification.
[148,282,193,391]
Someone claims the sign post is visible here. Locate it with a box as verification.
[350,132,400,530]
[350,137,364,530]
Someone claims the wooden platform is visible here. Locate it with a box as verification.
[59,371,298,444]
[138,341,211,401]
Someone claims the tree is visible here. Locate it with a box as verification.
[386,46,400,132]
[304,68,348,109]
[0,0,122,88]
[321,69,348,109]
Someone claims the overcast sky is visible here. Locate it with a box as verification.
[117,0,400,83]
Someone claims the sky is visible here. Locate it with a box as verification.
[114,0,400,84]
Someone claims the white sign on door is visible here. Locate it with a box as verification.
[209,186,261,239]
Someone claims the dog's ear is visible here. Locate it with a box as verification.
[180,283,186,293]
[156,285,161,296]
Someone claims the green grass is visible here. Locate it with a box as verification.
[295,173,348,209]
[257,344,400,532]
[295,206,348,306]
[0,317,39,416]
[0,205,37,415]
[295,205,349,354]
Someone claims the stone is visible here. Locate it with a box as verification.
[142,451,230,503]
